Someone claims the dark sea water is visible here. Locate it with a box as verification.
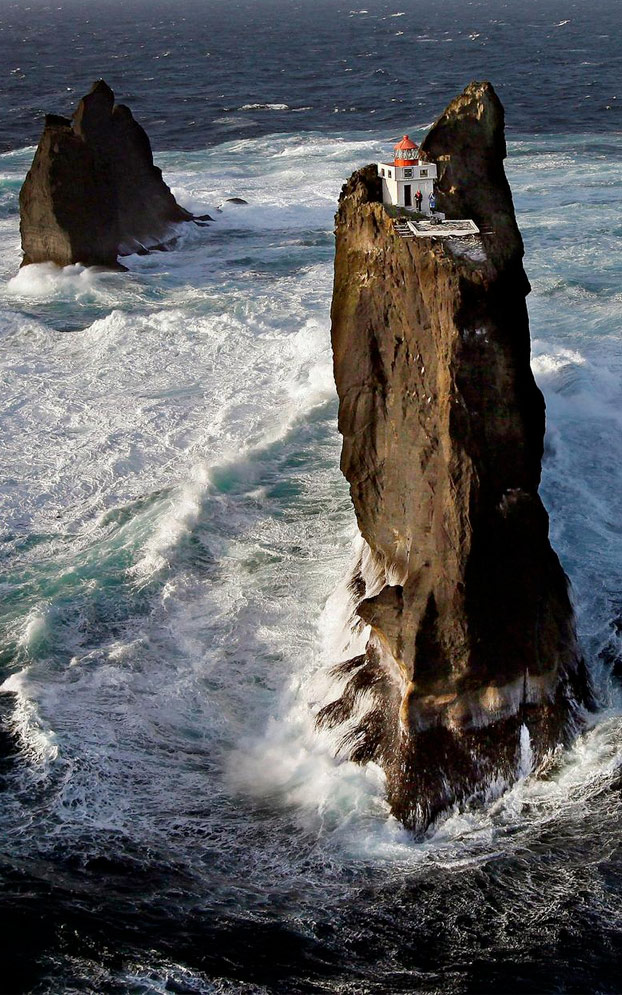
[1,0,621,151]
[1,1,622,993]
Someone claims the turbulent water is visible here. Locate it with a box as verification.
[1,1,622,993]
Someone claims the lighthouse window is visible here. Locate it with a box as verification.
[403,168,413,178]
[380,168,385,176]
[388,169,392,178]
[420,168,429,177]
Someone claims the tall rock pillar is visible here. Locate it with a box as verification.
[323,82,592,830]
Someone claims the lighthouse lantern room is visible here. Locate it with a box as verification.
[377,135,438,214]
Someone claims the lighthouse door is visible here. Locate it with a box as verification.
[404,184,412,208]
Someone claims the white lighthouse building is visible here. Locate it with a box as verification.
[377,135,438,214]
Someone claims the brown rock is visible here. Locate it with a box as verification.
[19,80,197,268]
[322,82,593,831]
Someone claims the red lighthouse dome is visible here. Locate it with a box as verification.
[394,134,419,167]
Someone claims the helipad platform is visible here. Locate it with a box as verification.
[393,218,480,239]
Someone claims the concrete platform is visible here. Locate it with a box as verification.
[408,218,480,237]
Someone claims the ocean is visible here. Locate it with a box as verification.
[0,0,621,992]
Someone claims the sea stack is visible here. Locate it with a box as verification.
[323,82,592,830]
[19,80,197,268]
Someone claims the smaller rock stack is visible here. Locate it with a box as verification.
[19,80,200,268]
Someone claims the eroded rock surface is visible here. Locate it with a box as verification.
[19,80,198,268]
[323,81,592,830]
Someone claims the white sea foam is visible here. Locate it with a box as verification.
[16,606,49,654]
[7,261,110,299]
[238,103,289,112]
[518,723,534,778]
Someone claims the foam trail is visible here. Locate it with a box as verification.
[130,463,210,582]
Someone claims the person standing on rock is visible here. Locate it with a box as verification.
[415,189,423,211]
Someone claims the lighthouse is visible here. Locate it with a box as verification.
[377,135,438,214]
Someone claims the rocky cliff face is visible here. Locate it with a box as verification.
[323,82,592,830]
[19,80,198,268]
